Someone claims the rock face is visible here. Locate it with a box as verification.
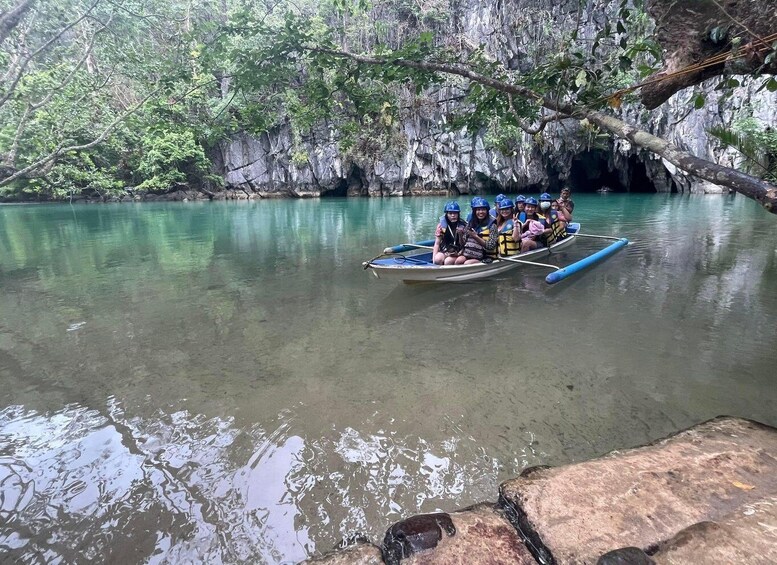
[499,416,777,564]
[216,0,777,198]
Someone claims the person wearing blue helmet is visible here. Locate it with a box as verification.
[464,195,480,222]
[514,195,527,223]
[490,194,507,219]
[537,192,568,248]
[494,198,520,256]
[519,197,543,252]
[433,201,468,265]
[461,197,498,263]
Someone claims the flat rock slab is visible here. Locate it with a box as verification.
[500,417,777,564]
[651,495,777,564]
[388,503,536,564]
[302,542,384,565]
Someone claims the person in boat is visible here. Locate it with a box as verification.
[433,201,468,265]
[490,193,506,219]
[514,195,527,223]
[519,197,543,252]
[556,187,574,221]
[464,195,480,223]
[462,197,498,264]
[537,192,568,248]
[494,198,521,257]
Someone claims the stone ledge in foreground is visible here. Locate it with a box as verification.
[499,416,777,564]
[599,494,777,564]
[651,493,777,564]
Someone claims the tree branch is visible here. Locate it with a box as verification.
[508,93,569,134]
[0,0,101,110]
[30,15,112,111]
[0,88,158,186]
[0,0,35,44]
[2,103,31,167]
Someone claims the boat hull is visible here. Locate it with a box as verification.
[365,229,578,283]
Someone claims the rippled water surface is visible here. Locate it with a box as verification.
[1,195,776,563]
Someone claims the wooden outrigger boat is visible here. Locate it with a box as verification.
[363,223,629,284]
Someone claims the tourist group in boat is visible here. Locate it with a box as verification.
[433,188,575,265]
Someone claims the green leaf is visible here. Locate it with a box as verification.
[575,70,588,88]
[767,77,777,92]
[693,93,706,109]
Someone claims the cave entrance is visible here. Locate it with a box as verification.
[322,165,360,197]
[471,172,505,195]
[568,150,662,193]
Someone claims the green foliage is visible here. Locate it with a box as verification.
[709,116,777,183]
[135,130,212,192]
[0,0,228,199]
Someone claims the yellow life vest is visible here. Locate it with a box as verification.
[544,211,567,245]
[476,225,498,259]
[497,220,519,256]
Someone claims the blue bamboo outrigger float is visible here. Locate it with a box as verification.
[363,223,629,284]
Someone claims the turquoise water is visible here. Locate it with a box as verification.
[1,195,776,563]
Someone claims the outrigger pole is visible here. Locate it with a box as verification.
[545,238,629,284]
[382,240,435,254]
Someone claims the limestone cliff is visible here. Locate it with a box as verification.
[215,0,777,198]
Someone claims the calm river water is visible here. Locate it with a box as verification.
[1,194,776,563]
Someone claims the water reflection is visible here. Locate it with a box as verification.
[1,195,777,563]
[0,401,538,563]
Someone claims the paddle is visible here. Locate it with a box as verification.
[494,255,559,271]
[572,233,627,242]
[382,242,435,254]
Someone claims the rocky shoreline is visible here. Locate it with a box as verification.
[303,416,777,564]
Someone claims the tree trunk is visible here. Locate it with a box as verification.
[0,0,34,44]
[642,0,777,109]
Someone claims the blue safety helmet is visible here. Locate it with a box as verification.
[471,196,490,209]
[525,197,538,206]
[494,193,506,204]
[444,201,461,213]
[498,198,514,209]
[539,192,553,202]
[470,196,480,208]
[516,195,526,204]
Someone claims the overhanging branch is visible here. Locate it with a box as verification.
[313,47,777,214]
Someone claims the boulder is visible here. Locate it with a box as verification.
[499,417,777,564]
